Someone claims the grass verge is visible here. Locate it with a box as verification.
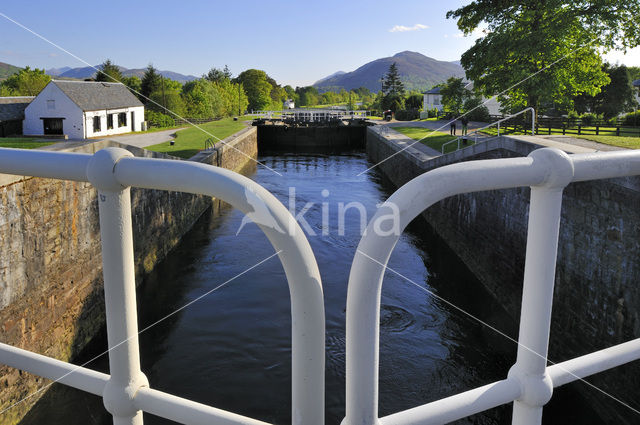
[146,117,248,159]
[393,127,465,153]
[0,138,56,149]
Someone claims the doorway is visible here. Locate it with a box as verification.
[42,118,63,135]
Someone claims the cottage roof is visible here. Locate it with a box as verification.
[633,79,640,87]
[51,80,143,111]
[424,87,441,95]
[0,96,34,121]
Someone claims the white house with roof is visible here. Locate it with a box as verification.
[422,82,503,118]
[422,87,443,114]
[24,80,144,139]
[633,79,640,105]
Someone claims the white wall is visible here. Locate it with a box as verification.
[423,94,443,112]
[23,83,84,139]
[84,106,144,138]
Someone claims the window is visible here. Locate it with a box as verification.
[107,114,114,130]
[93,116,101,132]
[46,100,55,110]
[434,96,440,105]
[118,112,127,128]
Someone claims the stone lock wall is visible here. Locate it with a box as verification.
[0,126,257,424]
[366,127,640,423]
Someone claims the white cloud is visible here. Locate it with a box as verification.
[389,24,429,33]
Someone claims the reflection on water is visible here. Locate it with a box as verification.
[19,152,602,425]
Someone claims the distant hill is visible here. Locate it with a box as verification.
[314,70,346,86]
[0,62,22,79]
[45,65,198,83]
[314,51,466,93]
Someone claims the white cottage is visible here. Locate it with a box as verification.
[422,82,503,118]
[24,80,144,139]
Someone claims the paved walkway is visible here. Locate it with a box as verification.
[536,135,622,152]
[97,128,185,148]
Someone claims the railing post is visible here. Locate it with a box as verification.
[508,148,574,425]
[87,148,149,425]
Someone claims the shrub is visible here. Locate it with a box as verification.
[623,111,640,126]
[395,109,420,121]
[567,110,580,120]
[580,112,601,126]
[145,110,175,128]
[463,97,491,122]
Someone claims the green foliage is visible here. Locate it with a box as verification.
[579,112,601,125]
[440,77,468,115]
[141,64,162,100]
[181,78,248,119]
[623,111,640,126]
[574,64,636,119]
[463,96,491,122]
[405,93,423,109]
[568,110,580,120]
[382,62,405,97]
[235,69,273,111]
[121,75,142,97]
[204,65,232,83]
[395,109,420,121]
[296,86,320,106]
[0,66,50,96]
[145,110,175,128]
[447,0,640,115]
[96,59,123,82]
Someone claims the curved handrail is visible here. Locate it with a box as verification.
[0,147,325,425]
[342,149,563,425]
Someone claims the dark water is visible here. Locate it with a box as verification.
[19,151,602,425]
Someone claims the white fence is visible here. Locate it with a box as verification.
[0,146,639,425]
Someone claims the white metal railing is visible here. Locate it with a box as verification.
[0,147,325,425]
[1,146,640,425]
[441,107,536,153]
[343,147,640,425]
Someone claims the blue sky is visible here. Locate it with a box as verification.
[1,1,638,87]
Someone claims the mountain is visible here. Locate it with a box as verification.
[0,62,22,79]
[314,70,346,85]
[46,66,72,76]
[45,65,198,83]
[314,51,466,93]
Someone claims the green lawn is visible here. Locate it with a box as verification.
[146,117,249,159]
[0,138,56,149]
[393,127,466,153]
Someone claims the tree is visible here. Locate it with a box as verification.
[381,63,405,112]
[121,75,142,98]
[141,64,162,100]
[405,92,423,109]
[96,59,123,82]
[574,64,636,119]
[204,65,232,83]
[0,66,50,96]
[447,1,640,117]
[235,69,273,111]
[440,77,468,116]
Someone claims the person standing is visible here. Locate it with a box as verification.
[461,116,469,136]
[450,120,457,135]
